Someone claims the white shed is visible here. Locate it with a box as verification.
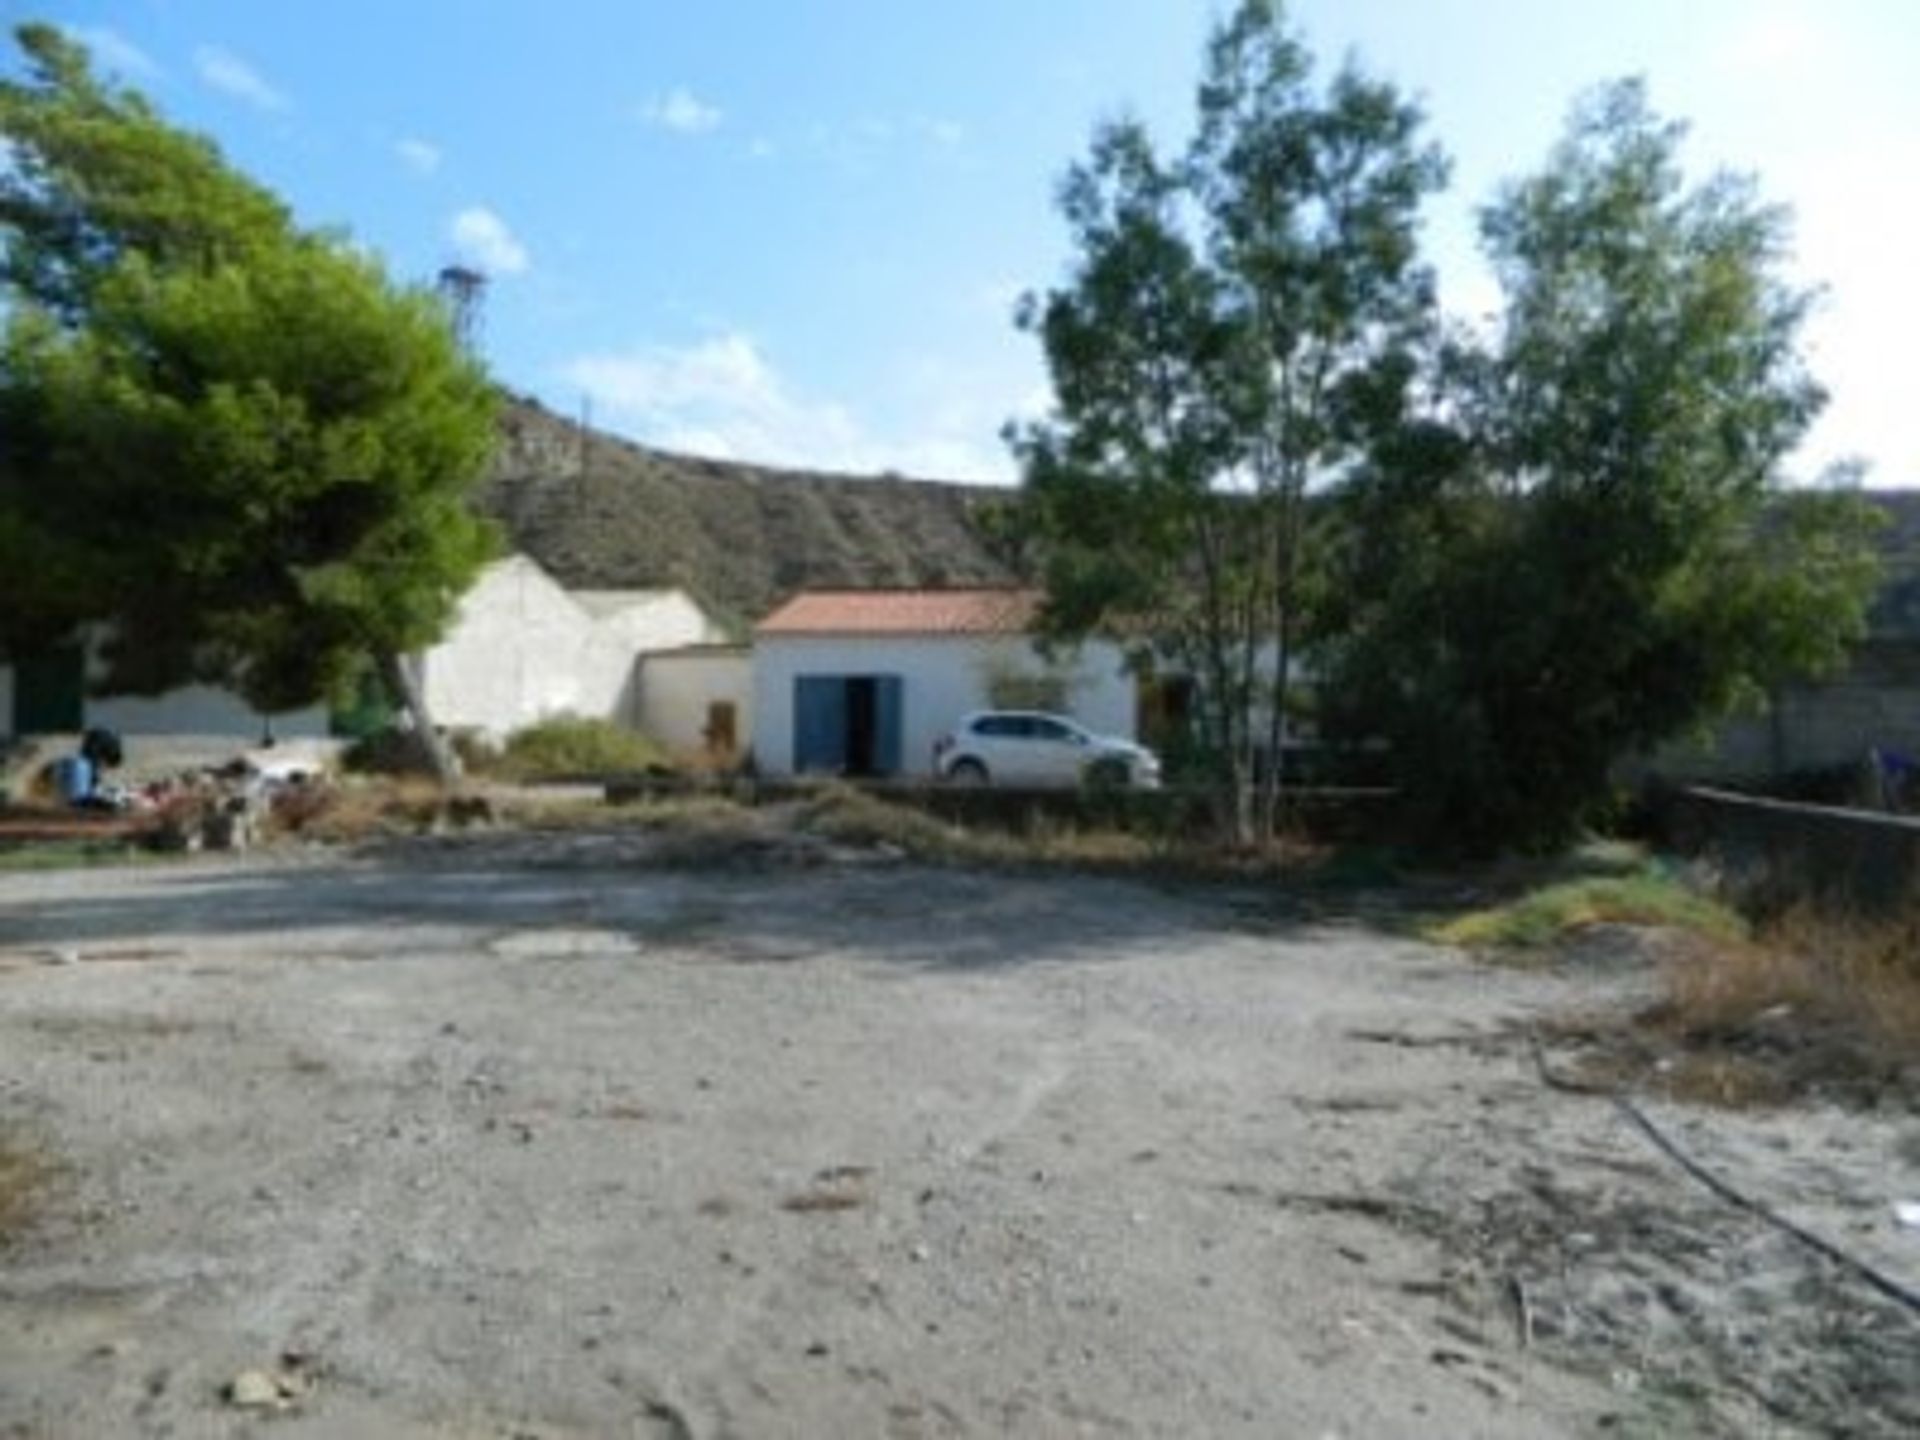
[637,645,754,761]
[751,588,1137,779]
[418,555,728,742]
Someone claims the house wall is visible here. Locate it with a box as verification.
[752,633,1134,778]
[577,593,728,727]
[637,650,754,757]
[1,643,327,740]
[419,557,592,740]
[419,557,724,742]
[84,685,329,739]
[1642,640,1920,783]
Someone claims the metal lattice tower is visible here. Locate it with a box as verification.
[437,264,487,354]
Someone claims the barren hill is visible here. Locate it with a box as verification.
[478,396,1020,631]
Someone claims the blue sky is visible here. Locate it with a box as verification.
[13,1,1919,484]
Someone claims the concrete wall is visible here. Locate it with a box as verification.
[419,557,723,741]
[84,685,328,739]
[637,649,754,758]
[1668,785,1920,915]
[1642,640,1920,783]
[752,633,1134,778]
[420,557,591,739]
[1,644,327,740]
[577,592,728,727]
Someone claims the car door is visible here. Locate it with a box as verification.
[1026,716,1086,787]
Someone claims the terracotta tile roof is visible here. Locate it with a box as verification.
[756,588,1042,637]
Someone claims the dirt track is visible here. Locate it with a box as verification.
[1,842,1915,1437]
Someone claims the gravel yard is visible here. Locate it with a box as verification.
[1,841,1915,1437]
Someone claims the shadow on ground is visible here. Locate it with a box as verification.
[0,841,1358,976]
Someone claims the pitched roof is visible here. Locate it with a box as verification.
[755,588,1042,637]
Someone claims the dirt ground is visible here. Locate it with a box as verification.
[1,836,1916,1438]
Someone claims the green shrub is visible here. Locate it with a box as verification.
[1429,868,1746,950]
[496,715,671,781]
[340,726,441,776]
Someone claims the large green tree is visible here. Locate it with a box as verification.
[0,23,496,771]
[1319,81,1881,852]
[1010,0,1445,841]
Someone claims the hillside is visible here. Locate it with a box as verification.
[478,396,1021,631]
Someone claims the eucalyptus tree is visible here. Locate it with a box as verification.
[1011,0,1445,840]
[1321,81,1881,851]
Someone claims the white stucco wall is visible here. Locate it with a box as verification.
[420,557,591,739]
[418,557,725,742]
[85,686,328,739]
[2,645,327,739]
[751,633,1135,778]
[575,592,729,726]
[637,649,754,757]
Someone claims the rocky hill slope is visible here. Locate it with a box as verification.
[478,396,1020,631]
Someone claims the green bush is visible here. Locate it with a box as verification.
[496,715,672,781]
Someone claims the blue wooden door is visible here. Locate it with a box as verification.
[793,676,847,773]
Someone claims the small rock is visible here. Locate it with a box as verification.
[909,1244,930,1263]
[226,1370,281,1408]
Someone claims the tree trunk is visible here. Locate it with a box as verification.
[1260,606,1294,844]
[377,649,460,785]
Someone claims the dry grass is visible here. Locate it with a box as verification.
[268,777,497,844]
[1640,909,1920,1106]
[271,774,1327,884]
[1555,907,1920,1110]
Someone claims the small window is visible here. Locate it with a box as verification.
[1032,718,1073,743]
[974,715,1027,738]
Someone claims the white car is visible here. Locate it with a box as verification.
[933,711,1161,790]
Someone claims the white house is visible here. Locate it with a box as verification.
[1,554,733,748]
[418,554,730,742]
[750,588,1138,779]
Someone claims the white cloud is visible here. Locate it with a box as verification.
[1719,5,1830,77]
[562,334,1017,482]
[194,45,288,110]
[68,26,160,80]
[396,138,442,175]
[747,136,777,161]
[923,118,965,148]
[641,87,723,134]
[1773,138,1920,480]
[449,207,530,276]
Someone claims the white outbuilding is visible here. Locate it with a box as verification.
[750,588,1138,779]
[418,554,731,743]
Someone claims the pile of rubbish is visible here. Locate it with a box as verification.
[31,728,329,853]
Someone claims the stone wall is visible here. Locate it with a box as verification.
[1666,785,1920,914]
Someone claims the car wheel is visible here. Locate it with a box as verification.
[949,759,990,786]
[1084,756,1130,792]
